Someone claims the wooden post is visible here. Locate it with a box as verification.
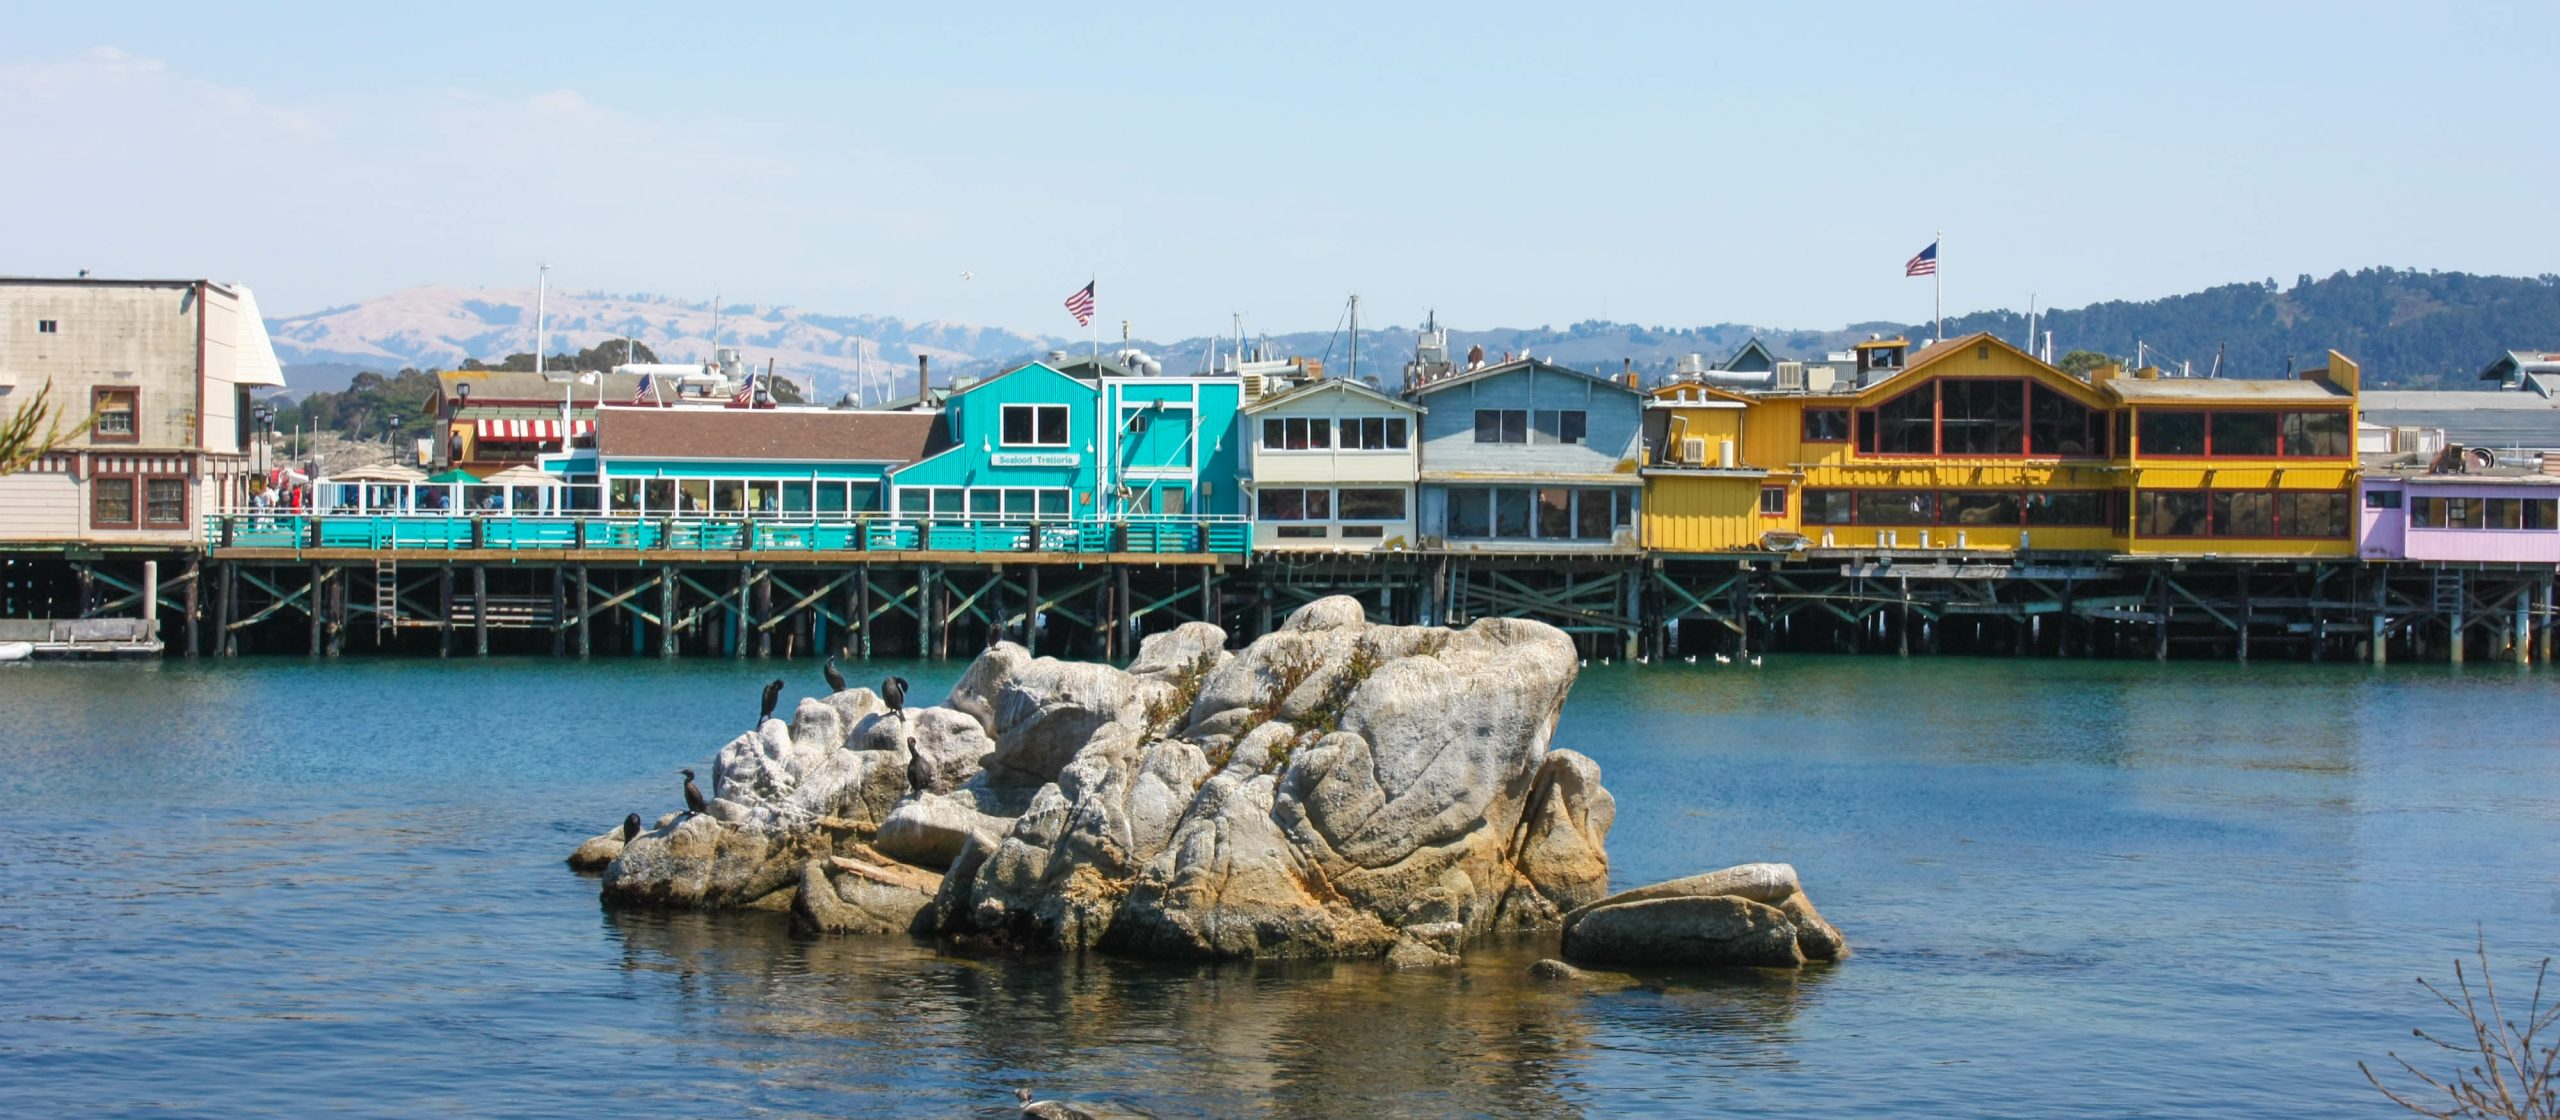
[326,568,348,658]
[182,556,201,657]
[2541,574,2556,665]
[1113,564,1132,662]
[2370,573,2388,666]
[658,566,677,659]
[2153,573,2171,662]
[1025,563,1041,656]
[551,568,568,658]
[576,564,592,659]
[732,564,750,660]
[219,561,238,656]
[2236,568,2251,662]
[438,566,455,658]
[1898,576,1911,657]
[308,563,325,657]
[1201,566,1215,638]
[855,565,873,660]
[2515,581,2533,666]
[472,565,489,656]
[753,564,773,658]
[932,565,951,660]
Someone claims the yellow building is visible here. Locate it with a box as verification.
[1639,333,2361,559]
[2105,350,2360,558]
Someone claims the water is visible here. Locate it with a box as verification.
[2,655,2555,1117]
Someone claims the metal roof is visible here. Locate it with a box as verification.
[2103,377,2351,404]
[1404,357,1642,400]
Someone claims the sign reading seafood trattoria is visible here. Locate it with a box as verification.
[991,452,1080,467]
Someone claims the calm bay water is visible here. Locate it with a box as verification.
[2,654,2556,1117]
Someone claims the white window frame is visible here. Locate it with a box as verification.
[1001,403,1071,448]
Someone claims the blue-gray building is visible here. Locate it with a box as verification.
[1406,357,1645,552]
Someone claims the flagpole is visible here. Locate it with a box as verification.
[1090,275,1099,369]
[1933,231,1943,342]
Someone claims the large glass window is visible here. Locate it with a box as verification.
[2213,491,2275,536]
[1802,409,1850,442]
[1855,490,1936,525]
[1492,488,1532,537]
[92,388,138,441]
[2279,492,2350,538]
[2139,411,2207,456]
[1474,409,1528,444]
[2281,411,2351,457]
[1001,404,1070,447]
[1336,488,1404,520]
[646,479,676,514]
[1446,488,1491,537]
[1257,489,1328,522]
[1802,489,1853,525]
[1940,491,2019,526]
[1263,416,1330,450]
[1535,488,1573,538]
[678,479,711,514]
[1340,416,1408,450]
[1574,489,1616,539]
[2029,389,2101,456]
[1533,410,1588,445]
[969,489,1002,518]
[610,479,641,513]
[2137,491,2209,536]
[2211,413,2280,458]
[2023,491,2107,527]
[1870,385,1937,454]
[1939,380,2024,455]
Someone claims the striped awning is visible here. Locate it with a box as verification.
[90,453,193,475]
[475,418,594,442]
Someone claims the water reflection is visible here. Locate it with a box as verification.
[599,911,1822,1117]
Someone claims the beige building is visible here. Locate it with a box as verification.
[0,278,287,548]
[1240,378,1423,551]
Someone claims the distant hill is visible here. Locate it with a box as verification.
[269,285,1066,404]
[272,268,2560,400]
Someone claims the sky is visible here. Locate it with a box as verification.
[5,2,2556,339]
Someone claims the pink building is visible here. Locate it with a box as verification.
[2360,460,2560,563]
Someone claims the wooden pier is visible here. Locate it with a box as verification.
[3,517,2553,665]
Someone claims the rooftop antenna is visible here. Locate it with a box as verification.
[2025,292,2037,355]
[709,286,722,367]
[534,262,549,380]
[1348,294,1360,382]
[2208,342,2225,379]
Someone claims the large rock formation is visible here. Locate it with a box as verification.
[589,598,1833,966]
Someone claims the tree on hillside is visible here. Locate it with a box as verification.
[2057,349,2118,377]
[462,340,660,373]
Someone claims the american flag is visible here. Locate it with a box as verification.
[730,369,756,406]
[1064,280,1096,327]
[1906,240,1939,277]
[631,372,654,404]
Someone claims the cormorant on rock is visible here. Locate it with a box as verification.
[881,675,909,714]
[1015,1088,1095,1120]
[681,768,708,816]
[621,813,643,842]
[759,678,785,725]
[822,656,848,694]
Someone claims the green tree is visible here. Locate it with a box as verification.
[2056,349,2118,377]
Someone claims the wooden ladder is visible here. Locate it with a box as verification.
[374,559,398,630]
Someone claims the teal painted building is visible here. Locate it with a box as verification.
[889,362,1102,523]
[1098,374,1247,518]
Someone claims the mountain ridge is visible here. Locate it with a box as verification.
[271,268,2560,399]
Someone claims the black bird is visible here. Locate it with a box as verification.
[881,675,909,714]
[681,768,708,815]
[759,678,785,725]
[621,812,643,842]
[1015,1088,1095,1120]
[822,655,848,694]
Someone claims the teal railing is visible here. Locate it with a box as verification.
[201,514,1251,558]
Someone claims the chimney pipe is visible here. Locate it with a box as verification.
[918,354,929,391]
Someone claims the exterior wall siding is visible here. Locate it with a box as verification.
[1412,363,1644,552]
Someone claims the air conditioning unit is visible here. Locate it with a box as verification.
[1806,367,1839,392]
[1775,361,1806,391]
[1680,437,1706,464]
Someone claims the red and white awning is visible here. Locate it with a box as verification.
[475,418,593,442]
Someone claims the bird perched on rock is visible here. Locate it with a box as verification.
[759,678,785,725]
[1749,654,1764,667]
[681,768,708,816]
[621,813,642,842]
[881,675,908,714]
[1714,652,1732,665]
[822,656,848,694]
[1015,1088,1095,1120]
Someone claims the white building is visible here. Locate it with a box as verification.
[1240,378,1422,551]
[0,278,287,547]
